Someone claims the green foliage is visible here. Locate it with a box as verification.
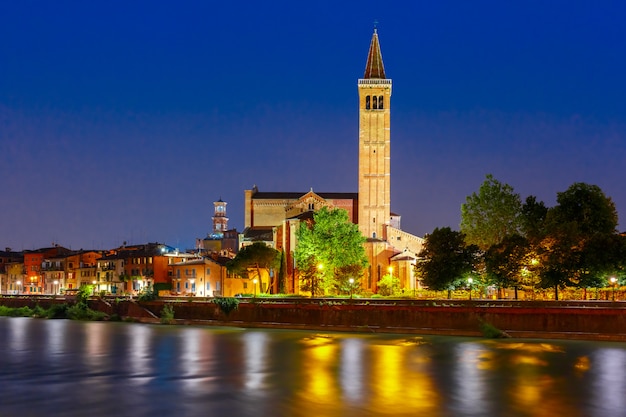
[416,227,480,292]
[460,174,522,251]
[479,321,509,338]
[547,183,618,238]
[32,305,47,318]
[377,274,400,296]
[160,304,175,324]
[295,207,368,296]
[227,242,281,293]
[520,195,548,242]
[138,287,158,302]
[153,282,171,294]
[0,305,33,317]
[538,183,622,295]
[76,285,92,304]
[66,303,107,321]
[213,297,239,315]
[484,234,531,291]
[47,303,69,319]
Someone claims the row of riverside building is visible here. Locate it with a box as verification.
[0,241,251,298]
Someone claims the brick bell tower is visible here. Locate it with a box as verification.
[358,28,392,239]
[212,198,228,236]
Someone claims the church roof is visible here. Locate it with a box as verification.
[363,28,386,79]
[253,191,358,200]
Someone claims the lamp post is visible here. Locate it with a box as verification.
[349,278,354,299]
[16,280,21,295]
[610,276,617,301]
[53,280,59,296]
[253,278,258,298]
[467,277,473,301]
[92,280,97,296]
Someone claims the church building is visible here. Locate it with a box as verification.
[241,28,424,294]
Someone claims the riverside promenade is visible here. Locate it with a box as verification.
[2,295,626,341]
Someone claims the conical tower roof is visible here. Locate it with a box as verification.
[363,28,386,79]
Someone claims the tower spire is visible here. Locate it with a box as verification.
[363,27,386,79]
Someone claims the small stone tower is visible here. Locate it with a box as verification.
[358,28,392,239]
[212,198,228,236]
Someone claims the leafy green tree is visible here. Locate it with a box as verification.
[416,227,480,297]
[377,273,400,296]
[295,207,368,296]
[484,234,531,299]
[538,183,619,298]
[460,174,522,251]
[546,183,618,238]
[520,195,548,242]
[226,242,281,294]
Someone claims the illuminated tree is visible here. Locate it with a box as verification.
[226,242,281,294]
[295,207,367,296]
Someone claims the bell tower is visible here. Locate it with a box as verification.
[212,198,228,236]
[358,28,392,239]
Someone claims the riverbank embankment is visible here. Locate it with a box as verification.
[2,296,625,341]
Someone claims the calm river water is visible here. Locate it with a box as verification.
[1,317,626,417]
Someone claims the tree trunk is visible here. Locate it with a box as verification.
[554,285,559,301]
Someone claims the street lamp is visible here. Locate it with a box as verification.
[53,280,59,296]
[253,278,258,298]
[16,280,21,295]
[92,280,97,296]
[610,276,617,301]
[467,277,474,300]
[349,278,354,299]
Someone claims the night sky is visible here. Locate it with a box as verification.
[2,1,625,251]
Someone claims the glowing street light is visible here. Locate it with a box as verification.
[16,280,21,295]
[53,280,59,295]
[92,280,97,296]
[349,278,355,299]
[253,278,258,298]
[610,276,617,301]
[467,277,474,300]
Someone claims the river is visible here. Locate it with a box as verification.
[1,317,625,417]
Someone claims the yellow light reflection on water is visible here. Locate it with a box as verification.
[370,341,442,415]
[301,334,338,404]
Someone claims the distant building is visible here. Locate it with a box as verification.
[198,198,238,255]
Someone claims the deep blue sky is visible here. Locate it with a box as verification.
[1,1,625,251]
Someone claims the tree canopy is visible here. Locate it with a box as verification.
[295,207,368,296]
[226,242,281,293]
[460,174,522,251]
[416,227,479,293]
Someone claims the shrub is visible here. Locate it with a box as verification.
[47,303,69,319]
[213,297,239,316]
[76,285,92,304]
[14,306,34,317]
[32,305,47,318]
[66,302,107,321]
[138,288,158,302]
[479,320,510,339]
[160,304,175,324]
